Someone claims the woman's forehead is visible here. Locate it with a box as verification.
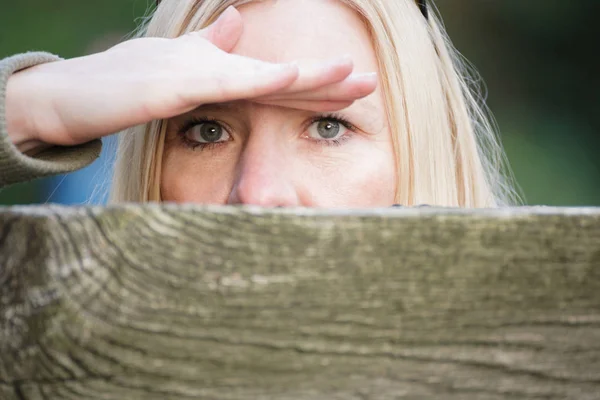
[232,0,378,73]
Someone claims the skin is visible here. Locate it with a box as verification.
[6,6,370,152]
[162,0,396,207]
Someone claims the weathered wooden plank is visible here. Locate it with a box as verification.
[0,205,599,399]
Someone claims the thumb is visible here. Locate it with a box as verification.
[196,6,243,53]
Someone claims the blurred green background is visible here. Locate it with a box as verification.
[1,0,598,205]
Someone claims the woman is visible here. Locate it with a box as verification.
[0,0,517,207]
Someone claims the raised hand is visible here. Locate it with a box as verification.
[6,6,376,151]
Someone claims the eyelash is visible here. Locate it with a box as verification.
[306,113,355,147]
[177,117,225,151]
[176,113,356,151]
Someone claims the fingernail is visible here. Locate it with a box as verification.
[327,54,353,67]
[350,72,378,80]
[214,5,235,24]
[335,54,352,62]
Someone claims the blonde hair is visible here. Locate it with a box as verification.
[110,0,518,207]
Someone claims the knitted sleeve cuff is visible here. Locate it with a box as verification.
[0,52,102,188]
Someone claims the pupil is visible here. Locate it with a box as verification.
[317,120,340,139]
[200,123,222,142]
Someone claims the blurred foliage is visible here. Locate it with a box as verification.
[0,0,598,205]
[438,0,600,205]
[0,0,148,204]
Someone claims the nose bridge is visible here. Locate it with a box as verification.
[228,126,299,207]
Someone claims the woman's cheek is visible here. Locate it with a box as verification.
[302,142,396,207]
[161,147,236,204]
[160,134,396,207]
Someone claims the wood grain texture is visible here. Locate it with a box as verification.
[0,205,599,399]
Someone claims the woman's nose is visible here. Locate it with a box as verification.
[226,144,300,207]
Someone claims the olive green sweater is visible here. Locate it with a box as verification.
[0,52,102,189]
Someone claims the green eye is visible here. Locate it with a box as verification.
[308,118,348,141]
[316,120,341,139]
[186,121,230,144]
[199,122,223,142]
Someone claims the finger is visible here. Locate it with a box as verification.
[191,60,301,103]
[257,72,378,102]
[252,98,355,112]
[193,6,243,52]
[194,54,353,104]
[261,57,354,96]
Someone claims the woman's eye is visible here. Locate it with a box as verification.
[185,121,230,143]
[307,119,348,140]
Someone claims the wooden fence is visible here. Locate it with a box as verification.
[1,205,599,399]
